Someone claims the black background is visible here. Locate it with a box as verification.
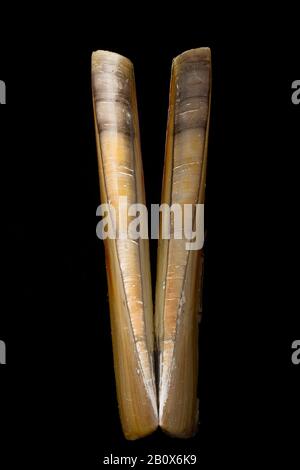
[0,12,299,468]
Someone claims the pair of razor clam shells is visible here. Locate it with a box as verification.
[92,48,211,440]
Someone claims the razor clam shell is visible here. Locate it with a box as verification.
[155,48,211,438]
[92,51,158,440]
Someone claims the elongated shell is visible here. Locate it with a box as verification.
[92,51,158,440]
[155,48,211,438]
